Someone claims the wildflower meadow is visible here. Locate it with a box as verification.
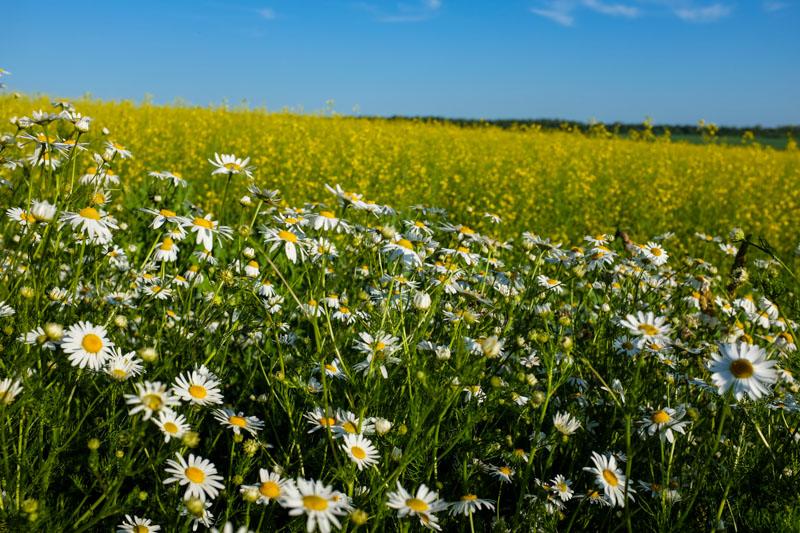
[0,73,799,533]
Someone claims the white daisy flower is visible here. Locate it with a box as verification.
[152,410,191,443]
[386,481,447,531]
[173,369,224,406]
[240,468,296,505]
[341,434,380,471]
[61,321,115,370]
[281,477,351,533]
[707,342,778,401]
[116,514,161,533]
[163,452,225,502]
[125,381,180,421]
[208,153,255,179]
[212,408,264,436]
[583,451,635,508]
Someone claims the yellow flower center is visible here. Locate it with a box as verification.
[650,248,663,256]
[374,341,386,351]
[602,469,619,487]
[260,481,280,499]
[339,307,350,314]
[461,494,477,501]
[132,526,149,533]
[144,394,162,411]
[247,260,259,268]
[229,416,247,427]
[730,359,754,379]
[160,238,175,251]
[224,162,242,171]
[113,143,125,151]
[320,211,335,219]
[81,333,103,353]
[172,172,182,178]
[351,446,366,459]
[651,410,670,424]
[546,279,558,285]
[397,238,414,250]
[164,422,179,434]
[638,324,659,336]
[499,466,511,476]
[319,417,336,426]
[193,217,214,229]
[189,385,207,399]
[185,466,205,483]
[278,229,297,243]
[302,495,329,511]
[78,207,101,220]
[342,421,358,434]
[112,369,126,378]
[457,246,470,253]
[159,209,176,217]
[406,498,429,511]
[459,226,474,235]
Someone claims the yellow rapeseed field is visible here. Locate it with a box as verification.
[2,95,798,256]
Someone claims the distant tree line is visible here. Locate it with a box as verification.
[379,116,798,139]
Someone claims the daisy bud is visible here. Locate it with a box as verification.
[182,431,201,448]
[116,450,124,458]
[398,424,408,435]
[391,446,403,461]
[374,418,392,435]
[138,491,148,501]
[243,439,259,456]
[350,509,369,526]
[601,303,611,313]
[75,116,92,132]
[239,195,254,207]
[87,438,100,451]
[21,499,38,514]
[729,228,745,242]
[119,222,128,231]
[185,496,205,517]
[435,346,451,361]
[490,376,502,388]
[237,224,251,238]
[20,286,35,299]
[242,486,260,503]
[273,465,284,476]
[12,235,20,243]
[526,373,538,387]
[443,302,453,312]
[531,391,546,407]
[242,247,256,259]
[233,434,244,443]
[558,316,572,327]
[127,244,138,254]
[139,346,158,363]
[380,225,396,239]
[31,200,56,222]
[480,335,502,358]
[463,310,478,325]
[412,291,431,311]
[559,336,573,350]
[102,127,110,135]
[114,315,128,328]
[102,148,114,161]
[233,475,244,486]
[44,322,63,341]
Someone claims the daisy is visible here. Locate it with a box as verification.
[0,301,14,317]
[153,238,179,262]
[553,411,581,435]
[619,311,672,349]
[163,453,225,502]
[315,358,347,381]
[59,207,118,244]
[139,207,183,229]
[117,515,161,533]
[182,215,233,252]
[448,494,495,517]
[550,474,574,502]
[125,381,180,421]
[240,469,296,505]
[642,242,668,266]
[311,210,350,233]
[18,327,58,350]
[173,369,224,406]
[382,238,423,268]
[282,477,350,533]
[148,170,188,187]
[583,451,635,508]
[153,410,191,443]
[304,407,338,434]
[263,227,308,263]
[488,465,515,483]
[61,321,115,370]
[209,153,255,179]
[6,207,37,227]
[386,481,448,531]
[536,275,564,293]
[586,246,616,270]
[0,378,23,405]
[105,140,133,159]
[104,348,144,381]
[181,500,214,531]
[637,406,689,443]
[341,434,380,471]
[708,342,778,401]
[213,408,264,436]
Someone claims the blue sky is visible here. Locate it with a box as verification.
[1,0,798,126]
